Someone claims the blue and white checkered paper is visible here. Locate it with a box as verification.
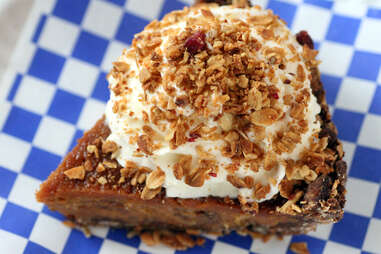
[0,0,380,253]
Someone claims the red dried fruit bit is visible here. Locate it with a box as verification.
[296,30,314,49]
[271,93,279,99]
[187,132,200,142]
[190,132,200,138]
[184,31,206,55]
[209,172,217,177]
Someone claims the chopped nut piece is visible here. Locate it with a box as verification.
[254,183,271,199]
[302,45,318,62]
[141,186,161,200]
[103,160,117,169]
[140,232,157,246]
[62,220,76,228]
[146,168,165,189]
[290,242,310,254]
[299,165,317,182]
[244,176,254,188]
[248,87,263,110]
[238,75,249,88]
[241,201,259,213]
[137,173,147,184]
[142,111,149,123]
[173,155,192,181]
[102,140,118,154]
[330,179,340,198]
[130,172,138,186]
[251,125,265,141]
[187,169,206,187]
[64,166,85,180]
[96,163,105,172]
[224,133,239,149]
[296,64,306,82]
[166,45,183,60]
[201,8,214,18]
[186,229,201,235]
[218,113,234,131]
[173,163,184,180]
[113,61,130,72]
[290,103,305,120]
[248,15,273,25]
[118,176,125,184]
[227,174,246,188]
[283,94,293,105]
[170,120,189,148]
[97,176,107,185]
[250,108,279,126]
[238,194,247,205]
[84,160,93,171]
[277,191,303,215]
[175,233,195,248]
[195,145,215,160]
[86,145,99,158]
[137,135,153,155]
[264,152,278,171]
[139,67,151,83]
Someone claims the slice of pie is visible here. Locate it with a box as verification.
[37,1,347,250]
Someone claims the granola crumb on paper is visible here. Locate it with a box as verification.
[289,242,310,254]
[140,230,205,250]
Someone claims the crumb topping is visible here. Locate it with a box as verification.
[64,166,85,180]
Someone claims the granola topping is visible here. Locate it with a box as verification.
[105,4,321,202]
[64,166,85,180]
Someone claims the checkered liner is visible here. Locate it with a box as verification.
[0,0,380,253]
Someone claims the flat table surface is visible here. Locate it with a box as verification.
[0,0,381,253]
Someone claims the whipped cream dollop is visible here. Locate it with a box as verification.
[105,4,321,203]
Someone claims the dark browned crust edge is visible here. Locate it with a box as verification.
[302,65,347,221]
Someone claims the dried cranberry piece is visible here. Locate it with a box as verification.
[271,93,279,99]
[184,31,206,55]
[187,137,197,142]
[296,30,314,49]
[187,132,200,142]
[208,172,217,177]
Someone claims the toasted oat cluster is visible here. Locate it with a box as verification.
[63,3,343,214]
